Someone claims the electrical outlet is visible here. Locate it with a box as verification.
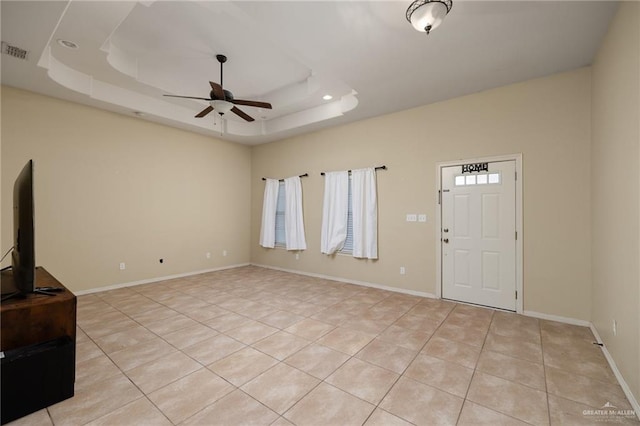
[119,262,125,270]
[418,214,427,222]
[295,253,300,260]
[406,214,417,222]
[222,250,228,257]
[206,252,211,259]
[400,266,406,275]
[613,320,617,336]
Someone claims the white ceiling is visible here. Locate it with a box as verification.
[1,1,617,145]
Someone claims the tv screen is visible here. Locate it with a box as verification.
[11,160,35,294]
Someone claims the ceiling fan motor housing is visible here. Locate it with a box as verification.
[209,89,234,101]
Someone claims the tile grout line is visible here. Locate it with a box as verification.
[540,318,553,426]
[453,308,494,426]
[74,323,173,426]
[273,291,419,424]
[85,289,255,425]
[453,311,543,426]
[83,275,428,424]
[74,267,620,426]
[359,300,458,425]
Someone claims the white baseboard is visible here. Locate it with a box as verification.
[522,310,591,327]
[73,263,250,296]
[251,263,437,299]
[590,324,640,419]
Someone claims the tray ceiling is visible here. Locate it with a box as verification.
[1,1,617,144]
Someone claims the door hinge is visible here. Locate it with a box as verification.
[515,290,518,300]
[515,231,518,240]
[515,171,517,181]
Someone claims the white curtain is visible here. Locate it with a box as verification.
[284,176,307,250]
[351,168,378,259]
[259,178,279,248]
[321,171,349,255]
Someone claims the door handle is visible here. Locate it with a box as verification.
[443,228,449,233]
[443,238,449,243]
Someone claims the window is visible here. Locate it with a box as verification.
[455,172,501,186]
[488,172,500,184]
[321,169,377,259]
[274,181,286,247]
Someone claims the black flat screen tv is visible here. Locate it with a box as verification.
[11,159,36,294]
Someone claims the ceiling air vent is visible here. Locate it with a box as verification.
[2,42,29,60]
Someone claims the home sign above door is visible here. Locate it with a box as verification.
[461,163,489,174]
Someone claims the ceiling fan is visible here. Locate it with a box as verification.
[163,54,272,122]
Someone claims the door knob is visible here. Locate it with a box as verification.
[443,228,449,233]
[443,238,449,243]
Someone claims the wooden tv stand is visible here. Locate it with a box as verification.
[0,267,77,424]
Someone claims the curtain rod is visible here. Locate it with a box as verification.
[320,165,387,176]
[261,173,309,182]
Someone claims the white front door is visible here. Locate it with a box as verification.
[441,160,517,311]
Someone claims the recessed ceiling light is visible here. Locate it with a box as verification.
[57,39,79,50]
[323,94,333,100]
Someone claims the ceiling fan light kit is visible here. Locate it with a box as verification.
[211,100,233,115]
[406,0,453,34]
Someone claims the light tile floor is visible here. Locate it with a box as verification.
[10,266,639,425]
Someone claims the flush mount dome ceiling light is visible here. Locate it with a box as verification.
[406,0,453,34]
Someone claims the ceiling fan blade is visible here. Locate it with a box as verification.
[195,106,214,118]
[209,81,225,100]
[231,106,255,122]
[164,94,212,101]
[232,99,272,109]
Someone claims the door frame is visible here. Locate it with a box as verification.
[435,153,523,313]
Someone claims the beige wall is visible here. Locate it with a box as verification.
[1,68,595,322]
[591,1,640,402]
[251,67,592,321]
[1,86,252,292]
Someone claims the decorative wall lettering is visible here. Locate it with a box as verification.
[462,163,488,174]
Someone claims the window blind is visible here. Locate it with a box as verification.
[340,177,353,254]
[275,181,286,247]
